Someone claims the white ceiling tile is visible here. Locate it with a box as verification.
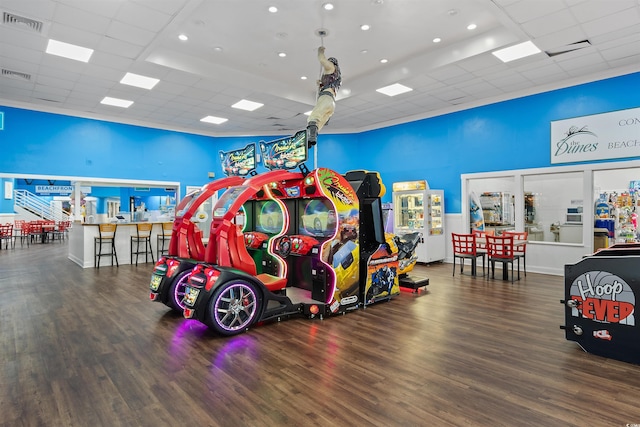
[97,36,144,59]
[106,21,156,47]
[522,10,578,38]
[581,8,640,38]
[56,0,123,18]
[569,0,638,22]
[503,0,566,23]
[1,0,56,21]
[47,23,102,49]
[52,2,111,34]
[115,1,174,32]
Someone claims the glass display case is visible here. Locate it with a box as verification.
[392,180,445,263]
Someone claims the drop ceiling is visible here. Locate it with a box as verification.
[1,0,639,137]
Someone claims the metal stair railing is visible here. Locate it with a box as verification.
[13,189,71,222]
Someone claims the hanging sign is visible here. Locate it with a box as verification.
[35,185,73,194]
[260,130,308,170]
[550,107,640,164]
[219,143,257,177]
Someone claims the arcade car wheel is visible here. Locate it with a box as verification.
[168,269,192,312]
[275,235,292,257]
[207,280,261,336]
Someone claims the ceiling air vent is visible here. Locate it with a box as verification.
[2,11,43,33]
[2,68,31,81]
[545,40,592,57]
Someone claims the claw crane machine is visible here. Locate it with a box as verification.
[392,180,445,263]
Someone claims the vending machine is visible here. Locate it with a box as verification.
[392,180,445,263]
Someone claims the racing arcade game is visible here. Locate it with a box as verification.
[344,170,401,304]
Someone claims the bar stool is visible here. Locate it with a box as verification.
[131,223,154,265]
[95,224,118,268]
[156,222,173,256]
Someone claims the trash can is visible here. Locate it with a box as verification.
[594,228,609,252]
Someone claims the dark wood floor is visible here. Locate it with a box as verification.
[2,241,640,426]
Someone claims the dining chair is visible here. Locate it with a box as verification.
[472,229,494,259]
[0,224,14,249]
[503,231,528,276]
[486,234,520,282]
[451,232,485,277]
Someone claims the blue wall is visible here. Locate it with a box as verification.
[1,72,639,214]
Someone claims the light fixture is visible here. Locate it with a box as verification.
[433,37,441,43]
[213,46,223,52]
[178,34,188,41]
[301,76,308,80]
[380,58,388,64]
[467,23,477,30]
[201,115,228,125]
[278,52,287,57]
[232,99,264,111]
[376,83,413,97]
[120,72,159,90]
[100,97,133,108]
[361,49,368,54]
[360,24,370,31]
[304,110,312,116]
[323,3,334,10]
[268,6,278,13]
[492,41,541,63]
[46,39,93,63]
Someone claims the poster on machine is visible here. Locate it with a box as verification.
[260,130,307,170]
[219,143,257,177]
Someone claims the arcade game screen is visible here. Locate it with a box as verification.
[255,200,284,234]
[299,199,337,238]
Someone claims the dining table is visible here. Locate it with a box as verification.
[475,237,527,280]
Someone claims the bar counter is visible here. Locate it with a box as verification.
[68,221,169,268]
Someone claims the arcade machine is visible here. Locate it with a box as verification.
[170,131,410,335]
[562,244,640,364]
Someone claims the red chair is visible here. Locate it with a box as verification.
[503,231,528,276]
[0,224,14,249]
[472,229,494,256]
[452,232,485,276]
[486,235,520,282]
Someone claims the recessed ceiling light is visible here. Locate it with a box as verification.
[46,39,93,63]
[213,46,223,52]
[467,23,477,30]
[232,99,264,111]
[278,52,287,57]
[201,115,228,125]
[178,34,188,41]
[361,49,368,54]
[492,41,541,62]
[323,3,334,10]
[120,72,159,90]
[268,6,278,13]
[376,83,413,97]
[304,110,312,116]
[301,76,308,80]
[360,24,370,31]
[100,97,133,108]
[433,37,441,43]
[380,58,388,64]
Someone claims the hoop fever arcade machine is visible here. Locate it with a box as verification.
[562,244,640,365]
